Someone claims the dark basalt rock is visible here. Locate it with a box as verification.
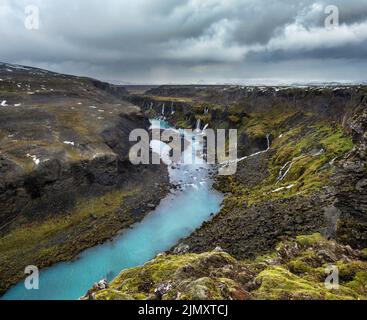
[0,62,171,293]
[333,101,367,248]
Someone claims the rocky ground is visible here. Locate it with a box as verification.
[91,234,367,300]
[0,63,170,294]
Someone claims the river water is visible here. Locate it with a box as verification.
[2,120,223,300]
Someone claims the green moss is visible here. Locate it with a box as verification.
[95,235,367,301]
[175,119,192,129]
[143,96,193,103]
[287,258,316,275]
[180,277,223,300]
[102,251,237,300]
[195,114,211,123]
[52,108,97,138]
[0,188,139,291]
[296,233,326,247]
[253,266,360,300]
[227,115,241,124]
[1,189,133,251]
[243,109,296,138]
[96,290,135,300]
[269,122,353,195]
[213,111,355,214]
[109,254,198,294]
[345,271,367,294]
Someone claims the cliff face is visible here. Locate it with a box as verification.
[128,84,367,261]
[333,97,367,248]
[129,85,361,156]
[0,63,170,293]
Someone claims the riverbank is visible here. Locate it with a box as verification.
[1,120,223,300]
[0,64,173,295]
[0,163,171,296]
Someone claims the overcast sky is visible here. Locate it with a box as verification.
[0,0,366,84]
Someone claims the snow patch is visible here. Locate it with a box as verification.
[271,184,294,193]
[27,154,41,166]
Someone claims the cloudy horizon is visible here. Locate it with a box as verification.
[1,0,366,85]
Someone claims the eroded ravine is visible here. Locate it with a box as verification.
[2,120,223,300]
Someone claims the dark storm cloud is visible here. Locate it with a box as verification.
[0,0,366,84]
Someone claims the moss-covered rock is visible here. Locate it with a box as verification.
[92,235,367,300]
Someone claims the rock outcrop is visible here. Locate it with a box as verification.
[0,63,170,294]
[333,98,367,248]
[92,234,367,300]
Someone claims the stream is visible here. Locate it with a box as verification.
[2,120,223,300]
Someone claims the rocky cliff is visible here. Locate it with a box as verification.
[0,63,169,293]
[112,84,367,300]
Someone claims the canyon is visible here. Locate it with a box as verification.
[1,63,366,300]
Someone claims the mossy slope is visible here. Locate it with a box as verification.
[91,234,367,300]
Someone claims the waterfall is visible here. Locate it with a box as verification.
[161,103,165,116]
[171,102,175,115]
[202,124,209,132]
[277,161,293,183]
[195,119,201,132]
[204,107,209,114]
[226,133,271,165]
[265,134,271,151]
[150,102,153,110]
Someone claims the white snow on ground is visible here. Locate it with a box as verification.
[271,184,294,193]
[98,109,105,112]
[27,154,40,166]
[14,104,21,107]
[1,100,8,106]
[89,106,97,109]
[63,141,75,146]
[77,102,82,105]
